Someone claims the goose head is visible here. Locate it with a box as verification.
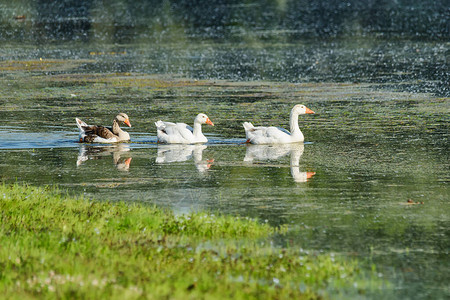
[195,113,214,126]
[292,105,315,115]
[115,113,132,127]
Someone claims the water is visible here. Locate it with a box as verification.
[1,75,448,298]
[1,1,449,298]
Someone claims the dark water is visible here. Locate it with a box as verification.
[1,1,449,299]
[1,0,448,96]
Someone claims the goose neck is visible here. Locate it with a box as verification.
[193,121,203,137]
[113,119,130,141]
[112,119,122,134]
[289,110,300,134]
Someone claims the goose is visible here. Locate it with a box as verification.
[155,113,214,144]
[243,104,314,144]
[76,113,131,143]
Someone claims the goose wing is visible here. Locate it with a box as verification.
[83,125,117,140]
[172,123,194,142]
[76,118,119,143]
[246,126,291,144]
[275,127,291,136]
[156,121,194,143]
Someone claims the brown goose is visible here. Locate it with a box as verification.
[76,113,131,143]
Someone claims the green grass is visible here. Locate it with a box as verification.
[0,184,384,299]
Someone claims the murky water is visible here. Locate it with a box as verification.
[1,1,449,298]
[1,71,448,298]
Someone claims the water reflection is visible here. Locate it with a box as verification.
[156,144,213,173]
[244,144,315,182]
[76,144,132,171]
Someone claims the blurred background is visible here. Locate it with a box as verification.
[1,0,448,42]
[0,0,448,95]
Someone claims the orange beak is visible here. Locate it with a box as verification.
[124,118,131,127]
[305,107,315,114]
[206,118,214,126]
[306,172,316,179]
[124,157,132,167]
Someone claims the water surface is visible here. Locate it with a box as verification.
[0,3,449,296]
[1,73,448,298]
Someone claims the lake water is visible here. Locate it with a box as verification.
[1,70,448,298]
[1,1,449,298]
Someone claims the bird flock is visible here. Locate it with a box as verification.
[76,104,315,145]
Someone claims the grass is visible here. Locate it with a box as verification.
[0,184,384,299]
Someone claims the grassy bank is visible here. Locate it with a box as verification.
[1,184,383,299]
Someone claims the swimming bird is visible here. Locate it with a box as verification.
[155,113,214,144]
[243,104,314,144]
[76,113,131,143]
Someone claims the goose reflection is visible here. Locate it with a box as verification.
[244,143,315,182]
[156,144,213,173]
[76,144,132,171]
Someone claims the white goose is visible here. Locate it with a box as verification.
[155,113,214,144]
[76,113,131,143]
[243,104,314,144]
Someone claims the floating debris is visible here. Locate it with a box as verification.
[405,199,425,205]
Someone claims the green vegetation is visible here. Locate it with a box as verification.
[0,184,383,299]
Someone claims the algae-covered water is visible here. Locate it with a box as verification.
[1,63,448,299]
[1,1,449,298]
